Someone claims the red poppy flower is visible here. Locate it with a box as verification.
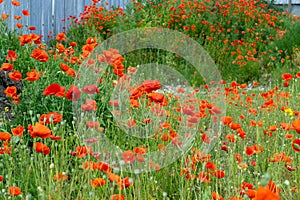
[229,122,241,130]
[22,10,30,16]
[31,48,49,62]
[74,146,92,158]
[292,120,300,134]
[25,69,40,81]
[39,112,62,124]
[0,63,14,71]
[90,178,106,187]
[134,147,147,155]
[8,70,22,81]
[142,80,161,92]
[34,142,50,155]
[69,41,77,47]
[82,84,100,94]
[253,186,281,200]
[29,123,52,139]
[202,134,211,144]
[11,0,20,6]
[65,85,81,101]
[205,161,216,171]
[0,132,11,141]
[292,139,300,152]
[198,172,210,183]
[94,162,112,172]
[122,150,136,164]
[4,86,17,98]
[14,15,22,20]
[53,173,68,182]
[212,192,224,200]
[1,14,9,20]
[60,63,70,71]
[212,170,225,178]
[110,194,125,200]
[86,121,100,128]
[43,83,65,97]
[147,92,165,103]
[81,99,97,111]
[16,23,23,28]
[28,26,36,31]
[282,73,293,81]
[8,186,22,196]
[56,32,66,41]
[221,116,232,125]
[6,50,18,62]
[128,119,137,127]
[11,126,24,137]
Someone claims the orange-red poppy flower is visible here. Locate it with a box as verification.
[14,15,22,20]
[81,99,97,111]
[198,172,210,183]
[16,23,23,28]
[11,126,24,137]
[22,10,30,16]
[292,139,300,152]
[253,186,281,200]
[94,162,112,172]
[86,121,100,128]
[205,161,216,171]
[6,50,18,62]
[292,120,300,134]
[39,112,62,124]
[107,172,122,184]
[4,86,17,98]
[31,48,49,62]
[69,41,77,47]
[8,70,22,81]
[56,32,66,41]
[53,173,68,182]
[74,146,92,158]
[29,123,52,139]
[221,116,233,125]
[133,146,147,155]
[90,178,106,187]
[212,192,224,200]
[122,150,136,164]
[25,69,40,81]
[1,13,8,20]
[65,85,81,101]
[110,194,125,200]
[282,73,293,81]
[28,26,36,31]
[212,170,225,178]
[34,142,50,155]
[0,132,11,141]
[0,63,14,71]
[43,83,65,97]
[11,0,20,6]
[82,84,100,94]
[8,186,22,196]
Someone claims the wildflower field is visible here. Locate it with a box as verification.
[0,0,300,199]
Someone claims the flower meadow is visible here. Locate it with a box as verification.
[0,0,300,199]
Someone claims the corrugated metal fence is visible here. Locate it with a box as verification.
[0,0,128,42]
